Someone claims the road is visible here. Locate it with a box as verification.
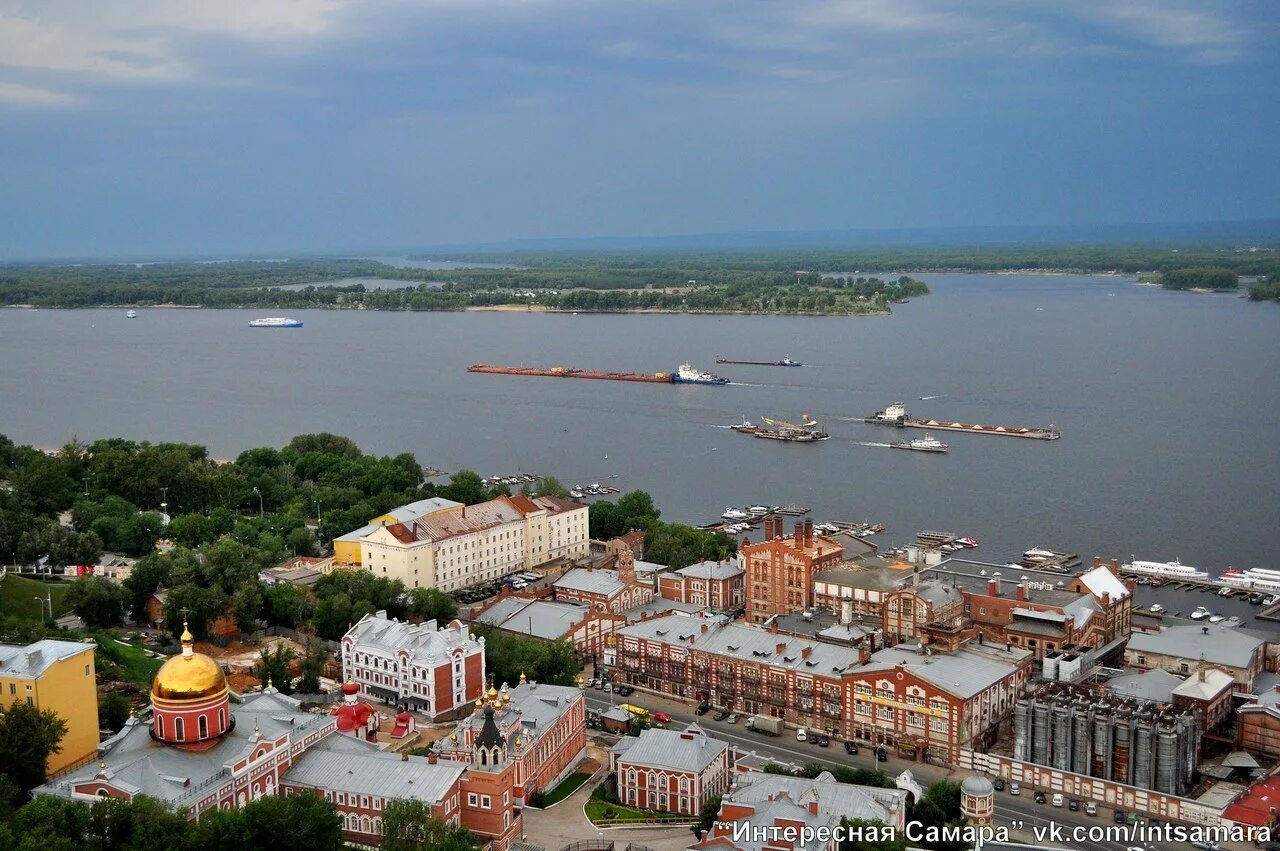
[584,687,1203,851]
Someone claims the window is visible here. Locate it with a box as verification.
[175,717,185,739]
[199,715,208,738]
[467,793,478,807]
[481,795,491,809]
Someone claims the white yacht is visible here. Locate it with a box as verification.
[721,507,749,520]
[1190,606,1211,621]
[1219,568,1280,593]
[126,309,138,319]
[1122,558,1209,580]
[1148,604,1165,614]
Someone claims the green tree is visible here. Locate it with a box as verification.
[438,470,486,505]
[533,476,570,498]
[189,792,344,851]
[65,575,126,628]
[166,513,217,548]
[381,798,479,851]
[474,626,580,686]
[99,692,133,734]
[264,582,313,629]
[407,587,457,624]
[232,581,265,633]
[839,818,907,851]
[5,795,90,851]
[255,642,296,693]
[0,699,69,794]
[297,637,329,694]
[90,795,191,851]
[692,794,722,837]
[163,583,230,640]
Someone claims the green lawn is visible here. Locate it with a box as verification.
[584,800,690,825]
[0,573,72,623]
[92,632,165,686]
[541,772,591,806]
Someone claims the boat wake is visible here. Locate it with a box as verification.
[919,394,947,400]
[727,382,775,388]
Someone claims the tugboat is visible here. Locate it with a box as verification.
[673,363,730,385]
[890,433,948,453]
[730,417,760,433]
[780,357,803,367]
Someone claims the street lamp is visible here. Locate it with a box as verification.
[252,487,264,517]
[160,486,168,516]
[314,498,322,526]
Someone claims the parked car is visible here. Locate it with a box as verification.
[654,712,672,724]
[993,778,1005,792]
[1191,842,1222,851]
[594,680,606,690]
[1068,798,1079,812]
[875,747,887,762]
[615,685,634,696]
[602,683,614,693]
[1034,790,1046,804]
[1114,810,1127,824]
[796,727,808,742]
[714,711,730,722]
[726,713,739,724]
[844,741,860,755]
[1051,793,1064,807]
[1085,802,1098,816]
[585,678,597,689]
[695,704,711,716]
[1008,782,1020,796]
[813,734,830,747]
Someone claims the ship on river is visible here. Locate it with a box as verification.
[860,402,1060,440]
[467,362,728,385]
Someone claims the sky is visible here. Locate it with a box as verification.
[0,0,1277,260]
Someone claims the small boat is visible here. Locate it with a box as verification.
[1217,587,1233,597]
[1266,595,1280,606]
[781,357,803,367]
[126,309,138,319]
[568,489,583,499]
[890,433,948,453]
[673,363,730,385]
[1148,604,1165,614]
[248,317,304,328]
[1208,614,1226,623]
[746,505,773,516]
[956,537,979,548]
[730,417,760,433]
[1190,607,1211,621]
[1225,616,1241,625]
[722,507,749,520]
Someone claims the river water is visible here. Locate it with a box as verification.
[1,273,1277,576]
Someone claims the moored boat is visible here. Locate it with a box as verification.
[248,316,304,328]
[1122,558,1209,580]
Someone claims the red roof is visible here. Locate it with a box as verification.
[504,494,542,515]
[1223,774,1280,827]
[385,522,417,544]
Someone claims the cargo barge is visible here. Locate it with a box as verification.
[716,357,803,367]
[860,402,1060,440]
[468,364,673,383]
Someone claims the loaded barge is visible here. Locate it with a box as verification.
[860,402,1060,440]
[467,362,730,385]
[716,357,803,367]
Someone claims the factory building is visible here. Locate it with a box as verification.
[1013,683,1200,795]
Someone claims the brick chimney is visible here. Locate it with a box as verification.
[775,642,787,655]
[858,645,871,664]
[617,549,636,586]
[1094,556,1102,568]
[769,621,779,634]
[402,750,410,762]
[801,646,812,659]
[427,751,438,764]
[1016,584,1026,602]
[1110,559,1120,572]
[794,521,804,544]
[701,623,709,634]
[987,578,999,597]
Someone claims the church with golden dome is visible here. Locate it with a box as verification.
[33,623,586,851]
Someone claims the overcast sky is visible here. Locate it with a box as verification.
[1,1,1277,259]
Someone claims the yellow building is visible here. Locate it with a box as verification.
[331,497,463,566]
[0,639,100,777]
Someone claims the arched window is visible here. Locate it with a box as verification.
[219,708,226,732]
[175,717,185,740]
[360,816,371,834]
[373,818,383,835]
[199,715,209,738]
[156,716,164,738]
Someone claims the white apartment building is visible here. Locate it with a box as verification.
[356,495,589,592]
[340,611,486,721]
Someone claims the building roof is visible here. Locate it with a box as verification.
[1107,668,1185,703]
[813,560,913,593]
[926,560,1088,609]
[856,642,1031,699]
[285,737,465,803]
[633,560,667,576]
[334,497,463,542]
[623,597,706,621]
[436,681,582,758]
[1075,565,1130,601]
[531,495,588,515]
[409,499,525,543]
[476,597,592,640]
[1127,624,1265,669]
[1172,667,1236,701]
[676,560,743,581]
[612,724,728,774]
[618,613,865,676]
[344,611,479,663]
[554,568,624,597]
[0,639,94,679]
[727,768,906,834]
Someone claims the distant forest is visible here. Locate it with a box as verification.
[1,244,1277,309]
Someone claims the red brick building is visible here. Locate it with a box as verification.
[658,559,744,610]
[615,613,1031,763]
[741,518,843,624]
[553,548,653,613]
[610,724,731,815]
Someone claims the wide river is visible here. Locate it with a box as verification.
[2,273,1277,574]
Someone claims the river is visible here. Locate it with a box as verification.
[1,273,1277,576]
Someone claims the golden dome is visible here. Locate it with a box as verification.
[151,623,227,702]
[486,685,499,700]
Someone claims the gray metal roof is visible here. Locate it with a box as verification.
[344,612,479,663]
[856,642,1031,699]
[727,768,906,839]
[622,598,705,621]
[476,597,591,640]
[1127,624,1265,668]
[333,498,462,542]
[553,568,623,597]
[286,739,464,803]
[618,613,865,675]
[675,560,743,581]
[1107,668,1184,703]
[435,682,583,757]
[0,639,94,679]
[611,724,728,773]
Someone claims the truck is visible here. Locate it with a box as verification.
[746,715,782,736]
